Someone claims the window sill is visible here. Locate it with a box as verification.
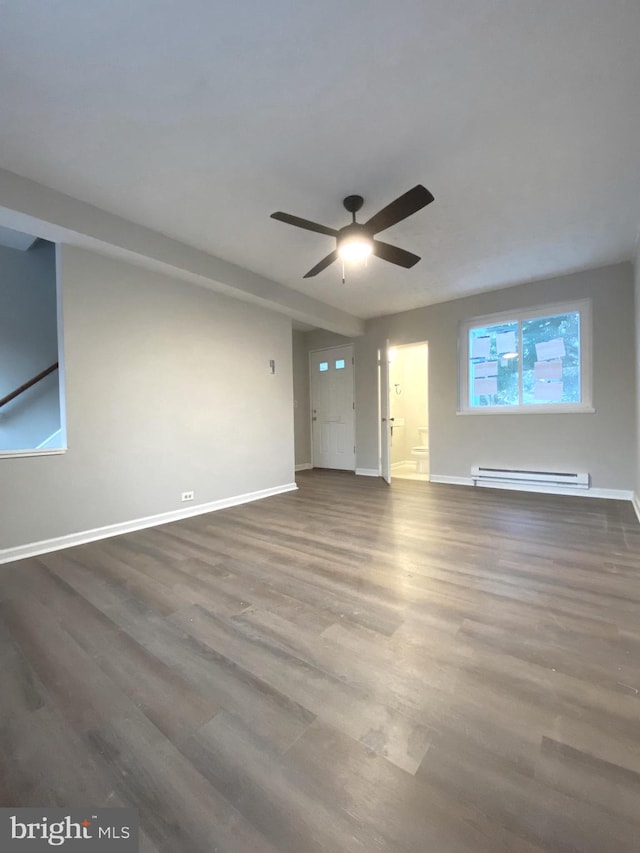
[457,405,595,415]
[0,448,67,459]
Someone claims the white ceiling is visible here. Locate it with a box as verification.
[1,0,639,320]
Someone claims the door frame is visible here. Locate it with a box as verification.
[308,344,356,471]
[378,340,391,483]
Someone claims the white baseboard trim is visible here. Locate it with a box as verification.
[474,481,632,500]
[295,462,313,472]
[431,474,632,501]
[585,488,634,501]
[632,492,640,523]
[429,475,474,487]
[356,468,380,477]
[0,482,298,566]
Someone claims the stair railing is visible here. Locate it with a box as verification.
[0,362,59,410]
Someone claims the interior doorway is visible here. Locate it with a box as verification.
[388,342,429,482]
[309,344,355,471]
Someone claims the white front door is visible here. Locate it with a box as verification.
[378,341,391,484]
[310,345,355,471]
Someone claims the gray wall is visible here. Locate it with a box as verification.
[0,245,295,551]
[292,330,311,466]
[0,241,61,450]
[297,263,636,490]
[635,244,640,502]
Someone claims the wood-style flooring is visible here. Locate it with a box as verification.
[1,470,640,852]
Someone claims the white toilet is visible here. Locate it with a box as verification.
[410,427,429,473]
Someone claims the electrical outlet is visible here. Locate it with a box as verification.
[181,491,194,502]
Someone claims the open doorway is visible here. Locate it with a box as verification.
[388,342,429,482]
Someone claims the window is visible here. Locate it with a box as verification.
[459,300,592,414]
[319,362,328,372]
[335,359,345,370]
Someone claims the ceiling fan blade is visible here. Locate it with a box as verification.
[373,240,421,268]
[364,185,434,235]
[271,211,338,237]
[303,250,338,278]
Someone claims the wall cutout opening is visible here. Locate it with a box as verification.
[0,230,66,455]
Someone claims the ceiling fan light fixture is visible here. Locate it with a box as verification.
[337,235,373,263]
[270,184,434,278]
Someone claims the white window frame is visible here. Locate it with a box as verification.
[458,298,593,415]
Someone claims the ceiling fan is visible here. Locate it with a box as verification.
[270,184,434,279]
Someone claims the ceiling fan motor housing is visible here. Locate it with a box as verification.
[338,222,370,244]
[343,195,364,216]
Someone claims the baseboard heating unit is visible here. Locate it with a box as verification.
[471,466,589,489]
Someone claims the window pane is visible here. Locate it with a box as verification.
[319,362,328,372]
[468,322,519,407]
[335,359,345,369]
[522,312,580,404]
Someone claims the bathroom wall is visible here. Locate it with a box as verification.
[389,343,428,464]
[402,343,429,460]
[389,353,405,464]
